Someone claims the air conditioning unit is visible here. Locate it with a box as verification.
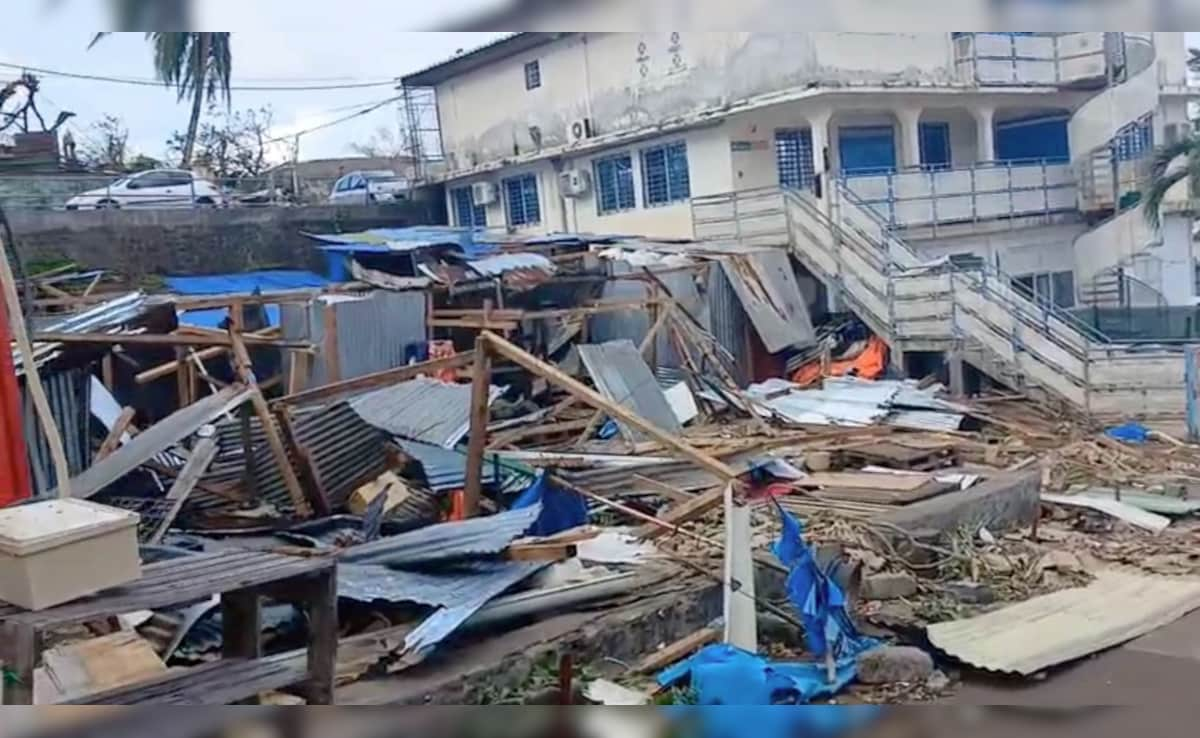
[558,169,592,198]
[568,118,593,144]
[471,181,499,205]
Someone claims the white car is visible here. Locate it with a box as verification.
[65,169,225,210]
[329,170,410,205]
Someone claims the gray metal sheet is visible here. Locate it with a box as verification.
[339,503,541,567]
[577,340,681,442]
[720,250,816,353]
[392,438,503,492]
[338,560,544,606]
[348,377,500,449]
[588,262,708,371]
[22,368,91,497]
[705,263,752,385]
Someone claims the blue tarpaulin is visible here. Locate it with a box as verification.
[658,644,859,705]
[165,270,328,295]
[511,472,589,537]
[1106,422,1151,444]
[662,705,881,738]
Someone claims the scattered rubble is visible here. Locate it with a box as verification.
[856,646,934,685]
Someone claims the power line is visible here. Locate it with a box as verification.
[0,61,399,92]
[262,97,401,145]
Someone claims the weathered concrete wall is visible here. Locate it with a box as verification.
[5,199,443,279]
[437,32,960,172]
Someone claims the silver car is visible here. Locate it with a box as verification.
[65,169,225,210]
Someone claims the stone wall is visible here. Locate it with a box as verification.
[3,198,445,280]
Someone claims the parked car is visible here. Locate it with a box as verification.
[64,169,225,210]
[328,170,410,205]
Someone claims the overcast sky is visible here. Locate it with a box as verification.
[1,1,507,164]
[3,12,1199,167]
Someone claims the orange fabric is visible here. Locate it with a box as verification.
[429,341,458,383]
[791,336,889,388]
[446,490,466,521]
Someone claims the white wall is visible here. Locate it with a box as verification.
[435,32,961,172]
[909,222,1085,276]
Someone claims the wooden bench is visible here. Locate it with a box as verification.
[0,550,337,705]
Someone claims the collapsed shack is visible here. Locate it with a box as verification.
[8,228,1200,708]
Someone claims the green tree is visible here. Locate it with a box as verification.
[90,32,232,167]
[1143,136,1199,228]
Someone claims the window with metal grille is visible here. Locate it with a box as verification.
[641,141,690,206]
[503,174,541,226]
[775,129,815,190]
[593,154,636,214]
[451,186,487,228]
[1113,116,1153,161]
[524,61,541,90]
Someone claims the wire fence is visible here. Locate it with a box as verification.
[0,171,412,210]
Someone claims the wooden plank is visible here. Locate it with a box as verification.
[481,332,739,484]
[639,486,728,540]
[800,471,933,492]
[33,332,312,349]
[302,568,338,705]
[275,350,476,408]
[147,436,219,544]
[161,284,366,311]
[631,626,721,675]
[229,331,313,518]
[463,336,493,518]
[135,328,280,384]
[505,542,577,562]
[0,621,40,704]
[95,407,136,461]
[64,655,308,705]
[321,302,341,383]
[274,406,331,517]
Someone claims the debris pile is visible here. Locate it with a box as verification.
[5,229,1200,708]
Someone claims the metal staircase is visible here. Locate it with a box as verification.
[691,184,1187,418]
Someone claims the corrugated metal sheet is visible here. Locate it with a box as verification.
[280,290,427,389]
[705,263,751,385]
[306,226,490,257]
[191,402,389,515]
[577,340,682,441]
[720,251,815,353]
[392,438,505,492]
[466,253,555,277]
[16,292,148,373]
[748,377,899,426]
[589,262,708,371]
[340,503,541,567]
[338,560,543,606]
[22,368,91,497]
[348,377,501,449]
[927,569,1200,675]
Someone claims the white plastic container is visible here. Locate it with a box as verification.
[0,499,141,611]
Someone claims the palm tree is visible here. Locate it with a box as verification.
[90,32,232,167]
[1143,136,1199,228]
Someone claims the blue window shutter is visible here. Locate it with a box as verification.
[641,142,690,206]
[838,126,897,176]
[919,123,952,169]
[594,154,636,214]
[776,129,816,189]
[995,114,1070,163]
[452,187,487,227]
[504,174,541,226]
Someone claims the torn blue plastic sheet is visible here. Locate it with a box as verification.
[656,644,860,705]
[512,472,589,537]
[1106,422,1151,444]
[773,505,875,660]
[598,418,619,440]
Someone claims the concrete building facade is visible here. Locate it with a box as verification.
[404,32,1199,310]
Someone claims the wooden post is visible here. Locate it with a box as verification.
[322,301,341,383]
[275,406,331,517]
[229,331,313,518]
[302,567,338,705]
[481,332,739,483]
[239,403,258,500]
[221,588,263,704]
[463,336,493,518]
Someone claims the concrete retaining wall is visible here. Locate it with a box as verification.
[4,198,444,279]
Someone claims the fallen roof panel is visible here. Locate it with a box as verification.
[927,569,1200,675]
[577,339,681,442]
[719,251,815,353]
[347,377,502,449]
[339,503,541,567]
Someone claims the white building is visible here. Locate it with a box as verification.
[405,32,1199,314]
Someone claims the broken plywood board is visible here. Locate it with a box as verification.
[577,340,682,442]
[927,569,1200,675]
[720,250,815,353]
[38,632,166,703]
[801,472,934,492]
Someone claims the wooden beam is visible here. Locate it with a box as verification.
[481,331,739,483]
[95,407,136,461]
[134,328,280,384]
[322,302,341,383]
[34,332,313,349]
[147,436,219,544]
[638,486,728,540]
[631,627,721,675]
[505,542,577,562]
[156,283,367,310]
[229,331,313,518]
[276,351,476,408]
[274,406,331,517]
[462,336,493,518]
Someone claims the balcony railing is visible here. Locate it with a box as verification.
[841,159,1078,233]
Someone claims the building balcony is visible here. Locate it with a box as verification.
[842,159,1078,232]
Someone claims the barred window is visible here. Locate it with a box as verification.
[594,154,636,214]
[524,61,541,90]
[503,174,541,226]
[641,141,690,206]
[451,186,487,228]
[776,129,815,190]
